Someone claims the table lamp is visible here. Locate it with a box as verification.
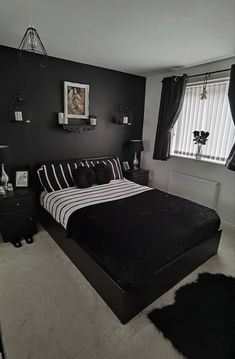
[128,140,144,169]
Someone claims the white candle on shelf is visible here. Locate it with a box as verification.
[90,118,97,126]
[123,116,128,124]
[58,113,64,124]
[15,111,23,122]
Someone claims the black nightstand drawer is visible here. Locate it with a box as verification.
[124,169,149,186]
[134,176,148,185]
[0,196,32,213]
[0,210,36,242]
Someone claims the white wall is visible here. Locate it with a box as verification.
[142,57,235,228]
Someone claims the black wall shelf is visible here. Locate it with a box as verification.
[62,124,96,132]
[116,121,132,126]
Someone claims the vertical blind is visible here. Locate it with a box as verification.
[171,78,235,163]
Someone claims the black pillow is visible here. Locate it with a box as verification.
[73,167,96,188]
[94,164,112,185]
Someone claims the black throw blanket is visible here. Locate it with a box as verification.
[67,189,220,288]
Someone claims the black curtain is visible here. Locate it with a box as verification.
[226,64,235,171]
[153,74,187,160]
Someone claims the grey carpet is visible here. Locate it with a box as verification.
[0,226,234,359]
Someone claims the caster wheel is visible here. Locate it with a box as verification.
[26,237,34,244]
[13,242,22,248]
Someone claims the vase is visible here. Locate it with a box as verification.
[195,143,203,160]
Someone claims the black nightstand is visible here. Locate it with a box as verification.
[0,189,37,247]
[124,168,149,186]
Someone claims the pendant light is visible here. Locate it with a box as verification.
[200,73,210,100]
[18,0,47,68]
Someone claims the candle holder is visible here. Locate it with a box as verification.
[9,93,32,123]
[116,104,133,125]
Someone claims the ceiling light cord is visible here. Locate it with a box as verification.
[28,0,33,27]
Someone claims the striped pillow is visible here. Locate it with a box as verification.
[37,157,123,192]
[79,158,123,180]
[37,162,78,192]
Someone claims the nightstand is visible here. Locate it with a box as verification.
[124,168,149,186]
[0,189,37,247]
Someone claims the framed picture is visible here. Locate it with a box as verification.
[123,161,130,171]
[64,81,89,119]
[15,170,29,188]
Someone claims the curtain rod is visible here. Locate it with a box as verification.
[187,68,231,79]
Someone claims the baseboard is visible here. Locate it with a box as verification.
[221,221,235,232]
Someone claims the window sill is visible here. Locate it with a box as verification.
[171,154,226,166]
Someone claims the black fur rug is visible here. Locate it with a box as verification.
[148,273,235,359]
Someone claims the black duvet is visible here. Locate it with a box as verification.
[67,189,220,289]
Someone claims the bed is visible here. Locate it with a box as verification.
[30,156,221,324]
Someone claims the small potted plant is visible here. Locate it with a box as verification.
[193,131,209,159]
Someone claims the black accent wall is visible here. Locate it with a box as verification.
[0,45,146,166]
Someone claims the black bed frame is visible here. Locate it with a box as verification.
[30,159,221,324]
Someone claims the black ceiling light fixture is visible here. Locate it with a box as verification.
[18,0,47,68]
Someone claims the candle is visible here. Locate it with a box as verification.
[123,116,128,124]
[58,113,64,124]
[15,111,23,122]
[90,118,97,126]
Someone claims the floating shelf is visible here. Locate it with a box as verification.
[116,121,132,126]
[58,113,98,132]
[62,124,97,132]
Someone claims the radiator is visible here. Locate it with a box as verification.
[168,172,220,209]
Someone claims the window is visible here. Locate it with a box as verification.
[171,78,234,164]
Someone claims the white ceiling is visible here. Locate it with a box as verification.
[0,0,234,75]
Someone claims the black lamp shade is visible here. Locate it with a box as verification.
[128,140,144,152]
[0,146,14,164]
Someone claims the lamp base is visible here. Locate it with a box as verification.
[133,152,139,170]
[0,164,9,189]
